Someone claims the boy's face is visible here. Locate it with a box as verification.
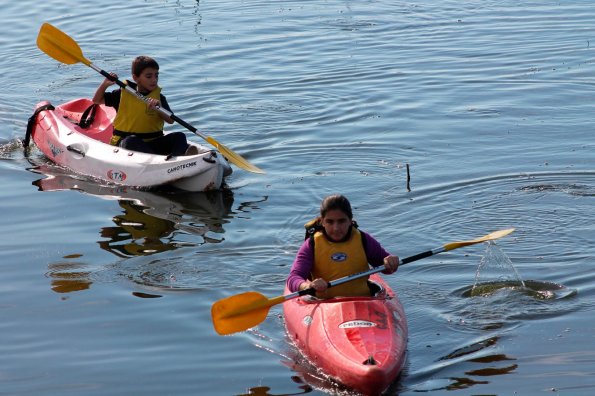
[133,67,159,93]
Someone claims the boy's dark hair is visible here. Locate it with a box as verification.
[132,56,159,77]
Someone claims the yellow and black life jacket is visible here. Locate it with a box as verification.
[304,219,370,298]
[110,81,165,146]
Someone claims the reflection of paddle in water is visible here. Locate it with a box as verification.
[47,255,92,294]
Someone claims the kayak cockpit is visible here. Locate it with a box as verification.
[298,278,389,304]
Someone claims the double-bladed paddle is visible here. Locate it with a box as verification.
[211,228,515,335]
[36,22,264,174]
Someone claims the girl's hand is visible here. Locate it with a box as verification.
[300,278,328,292]
[309,278,329,292]
[383,255,399,274]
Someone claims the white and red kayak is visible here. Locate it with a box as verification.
[283,274,408,395]
[26,98,232,192]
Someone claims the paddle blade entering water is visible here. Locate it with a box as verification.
[481,228,515,241]
[211,291,273,335]
[444,228,515,251]
[205,136,265,174]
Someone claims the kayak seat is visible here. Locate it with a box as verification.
[71,109,114,144]
[368,279,386,297]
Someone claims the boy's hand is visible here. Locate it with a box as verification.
[146,98,161,110]
[102,72,118,87]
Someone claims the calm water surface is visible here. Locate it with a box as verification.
[1,0,594,395]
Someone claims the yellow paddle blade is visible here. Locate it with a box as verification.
[443,228,515,251]
[206,136,265,174]
[211,292,285,335]
[37,23,90,66]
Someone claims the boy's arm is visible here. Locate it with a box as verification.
[93,73,118,104]
[144,95,173,124]
[157,94,174,124]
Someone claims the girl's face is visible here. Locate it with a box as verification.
[133,67,159,93]
[321,209,351,242]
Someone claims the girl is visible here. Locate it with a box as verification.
[286,194,399,298]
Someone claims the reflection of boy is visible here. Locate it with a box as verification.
[93,55,192,156]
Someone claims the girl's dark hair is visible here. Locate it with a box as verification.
[319,194,353,219]
[132,56,159,77]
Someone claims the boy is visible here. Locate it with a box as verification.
[93,56,194,156]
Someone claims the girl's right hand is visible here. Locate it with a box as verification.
[307,278,328,292]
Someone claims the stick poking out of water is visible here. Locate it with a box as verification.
[406,163,411,192]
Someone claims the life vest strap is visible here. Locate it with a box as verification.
[24,103,55,147]
[113,130,164,140]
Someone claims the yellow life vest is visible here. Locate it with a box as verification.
[110,81,165,146]
[311,226,371,298]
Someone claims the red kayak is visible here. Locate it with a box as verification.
[283,274,408,395]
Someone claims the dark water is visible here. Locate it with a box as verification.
[1,1,594,395]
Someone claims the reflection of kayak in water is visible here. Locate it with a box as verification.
[31,163,234,257]
[25,98,232,192]
[100,199,179,257]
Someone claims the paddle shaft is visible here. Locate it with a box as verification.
[286,245,447,301]
[92,65,207,138]
[211,228,514,335]
[91,62,263,171]
[297,227,516,297]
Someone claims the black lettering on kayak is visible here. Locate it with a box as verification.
[167,161,198,174]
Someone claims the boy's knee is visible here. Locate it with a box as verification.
[172,132,187,143]
[119,136,137,148]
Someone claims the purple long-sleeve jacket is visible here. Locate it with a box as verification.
[286,230,392,292]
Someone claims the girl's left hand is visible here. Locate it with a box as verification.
[383,255,399,274]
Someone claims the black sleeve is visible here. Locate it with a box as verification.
[103,89,121,110]
[160,94,172,113]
